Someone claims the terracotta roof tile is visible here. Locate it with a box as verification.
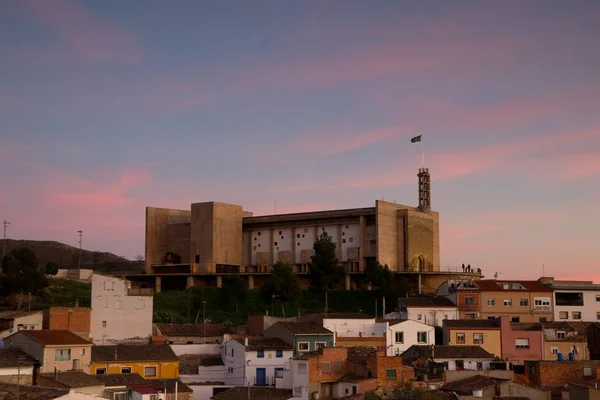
[399,297,457,308]
[178,354,223,374]
[347,346,378,365]
[441,375,505,395]
[148,379,193,393]
[91,344,178,362]
[211,387,293,400]
[406,345,494,359]
[155,323,232,337]
[0,348,36,368]
[9,330,91,346]
[277,321,333,335]
[0,383,70,400]
[443,319,501,329]
[39,371,102,388]
[235,337,293,351]
[94,373,148,387]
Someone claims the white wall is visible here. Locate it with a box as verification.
[385,320,435,356]
[0,312,44,339]
[323,318,385,338]
[407,307,459,327]
[90,274,153,344]
[273,228,293,263]
[251,230,271,265]
[441,359,492,371]
[0,367,33,376]
[553,289,600,321]
[295,228,315,264]
[222,339,292,387]
[290,360,309,400]
[171,344,220,356]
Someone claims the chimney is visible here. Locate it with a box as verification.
[417,168,431,211]
[244,337,249,347]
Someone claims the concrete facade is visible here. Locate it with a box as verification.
[90,274,153,344]
[539,277,600,322]
[499,316,544,365]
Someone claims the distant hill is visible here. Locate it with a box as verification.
[0,239,144,274]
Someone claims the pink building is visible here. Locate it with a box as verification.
[500,316,544,365]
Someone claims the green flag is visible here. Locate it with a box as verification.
[411,135,422,143]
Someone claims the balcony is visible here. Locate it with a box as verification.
[458,304,480,311]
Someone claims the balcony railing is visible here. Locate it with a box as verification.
[458,304,480,311]
[254,376,276,386]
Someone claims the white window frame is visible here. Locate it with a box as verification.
[551,347,559,354]
[417,331,427,344]
[298,342,309,352]
[456,333,465,344]
[504,299,512,307]
[315,342,327,350]
[557,331,566,339]
[473,333,484,344]
[486,299,495,307]
[395,331,404,343]
[95,368,106,375]
[515,338,530,349]
[572,311,582,319]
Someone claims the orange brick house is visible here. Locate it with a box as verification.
[43,306,91,339]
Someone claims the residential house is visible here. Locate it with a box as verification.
[94,373,151,400]
[130,385,160,400]
[0,382,104,400]
[476,279,554,323]
[542,321,589,361]
[221,337,293,386]
[440,375,550,400]
[90,273,154,344]
[347,348,414,395]
[437,279,481,319]
[0,348,36,385]
[264,321,334,355]
[38,371,105,396]
[4,330,93,373]
[499,316,544,366]
[0,310,43,339]
[385,319,435,356]
[90,344,180,379]
[568,381,600,400]
[154,323,232,344]
[524,360,600,388]
[402,345,495,379]
[443,319,502,358]
[178,354,225,384]
[212,387,294,400]
[588,323,600,360]
[43,306,91,339]
[396,296,459,327]
[540,277,600,322]
[148,379,194,400]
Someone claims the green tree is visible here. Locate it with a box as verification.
[261,262,301,317]
[1,247,48,295]
[45,261,60,276]
[309,232,345,312]
[219,274,248,313]
[365,261,409,299]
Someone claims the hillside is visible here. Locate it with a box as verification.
[1,239,130,268]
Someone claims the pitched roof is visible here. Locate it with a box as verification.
[475,280,553,292]
[0,382,69,400]
[0,348,37,368]
[441,375,506,395]
[443,319,501,329]
[9,330,91,345]
[155,323,231,337]
[236,337,293,351]
[211,387,293,400]
[347,346,378,365]
[178,354,223,374]
[0,310,42,320]
[39,371,103,388]
[91,344,178,362]
[406,345,494,359]
[399,297,457,308]
[148,379,193,393]
[276,321,333,335]
[93,373,149,387]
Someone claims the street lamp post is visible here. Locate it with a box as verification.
[2,220,10,259]
[77,230,83,270]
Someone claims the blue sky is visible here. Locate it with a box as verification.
[0,0,599,280]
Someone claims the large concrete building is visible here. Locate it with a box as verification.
[134,168,480,292]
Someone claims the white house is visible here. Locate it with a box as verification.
[222,337,294,386]
[395,297,459,327]
[541,278,600,322]
[320,314,386,338]
[90,273,154,344]
[401,345,495,371]
[384,319,435,356]
[0,310,44,339]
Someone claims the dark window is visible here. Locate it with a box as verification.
[195,255,200,263]
[257,350,264,358]
[386,369,397,380]
[539,317,547,322]
[512,317,520,322]
[555,292,584,306]
[276,350,283,358]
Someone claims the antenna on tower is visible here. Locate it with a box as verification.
[494,272,502,279]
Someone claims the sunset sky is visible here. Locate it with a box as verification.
[1,1,599,281]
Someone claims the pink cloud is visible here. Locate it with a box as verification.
[20,0,141,64]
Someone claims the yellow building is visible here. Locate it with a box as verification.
[443,319,502,358]
[90,344,179,379]
[542,322,589,361]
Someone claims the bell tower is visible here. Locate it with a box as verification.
[417,168,431,211]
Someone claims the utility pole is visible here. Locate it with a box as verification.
[77,230,83,269]
[2,220,10,259]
